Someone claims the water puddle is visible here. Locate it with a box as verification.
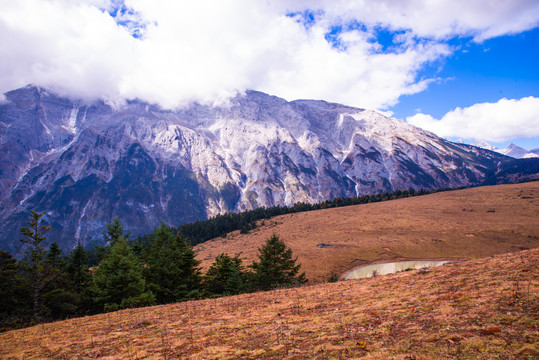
[345,260,452,280]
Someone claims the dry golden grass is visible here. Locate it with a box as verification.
[196,182,539,283]
[1,183,537,359]
[1,249,537,359]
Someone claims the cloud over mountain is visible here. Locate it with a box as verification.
[1,0,537,110]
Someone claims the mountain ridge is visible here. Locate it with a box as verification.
[473,140,539,159]
[0,85,534,253]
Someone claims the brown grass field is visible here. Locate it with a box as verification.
[196,182,539,283]
[0,249,537,359]
[0,182,538,359]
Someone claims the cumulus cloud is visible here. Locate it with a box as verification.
[406,97,539,143]
[281,0,539,41]
[0,0,537,109]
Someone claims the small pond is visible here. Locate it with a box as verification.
[345,260,452,280]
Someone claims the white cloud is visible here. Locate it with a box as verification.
[282,0,539,41]
[0,0,139,102]
[406,97,539,143]
[0,0,537,109]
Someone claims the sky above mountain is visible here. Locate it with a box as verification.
[1,0,538,149]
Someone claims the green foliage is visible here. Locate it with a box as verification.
[249,234,307,291]
[204,253,245,296]
[103,217,130,246]
[143,223,202,304]
[41,242,78,319]
[86,243,107,267]
[18,211,54,321]
[45,241,66,269]
[66,241,93,315]
[67,241,91,294]
[41,288,79,319]
[92,236,154,312]
[328,272,339,283]
[0,250,19,319]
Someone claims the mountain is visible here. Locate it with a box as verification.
[481,157,539,185]
[0,85,533,253]
[498,143,539,159]
[472,139,498,151]
[474,141,539,159]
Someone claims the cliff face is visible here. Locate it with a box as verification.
[0,86,510,252]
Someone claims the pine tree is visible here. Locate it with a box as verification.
[103,217,130,246]
[45,241,65,269]
[0,250,19,321]
[18,211,54,322]
[204,253,245,296]
[67,241,91,295]
[66,241,93,315]
[42,242,79,319]
[144,224,202,304]
[92,236,154,312]
[249,234,307,291]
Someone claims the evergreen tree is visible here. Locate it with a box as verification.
[42,242,79,319]
[86,243,107,267]
[144,224,202,304]
[66,241,93,315]
[67,241,91,294]
[204,253,245,296]
[0,250,19,323]
[103,217,130,246]
[92,236,154,312]
[18,211,54,322]
[45,241,65,269]
[249,234,307,291]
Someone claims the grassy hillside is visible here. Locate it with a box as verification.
[195,182,539,283]
[0,249,536,359]
[1,182,537,359]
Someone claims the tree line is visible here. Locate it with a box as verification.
[80,188,439,266]
[0,212,306,331]
[176,187,453,246]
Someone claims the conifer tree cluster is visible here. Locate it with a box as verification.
[1,213,306,331]
[0,186,454,330]
[177,187,440,245]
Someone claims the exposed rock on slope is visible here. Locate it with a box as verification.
[0,85,523,252]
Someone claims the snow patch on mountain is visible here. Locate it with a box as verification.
[474,141,539,159]
[0,86,518,252]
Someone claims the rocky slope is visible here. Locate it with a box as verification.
[0,85,521,252]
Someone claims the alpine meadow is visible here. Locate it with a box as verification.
[1,1,538,359]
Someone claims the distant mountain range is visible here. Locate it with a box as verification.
[1,85,537,254]
[473,141,539,159]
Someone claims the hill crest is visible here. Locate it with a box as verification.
[195,182,539,282]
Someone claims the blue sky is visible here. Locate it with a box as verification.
[390,29,539,118]
[0,0,538,150]
[392,28,539,149]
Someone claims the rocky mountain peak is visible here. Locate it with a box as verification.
[0,85,526,253]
